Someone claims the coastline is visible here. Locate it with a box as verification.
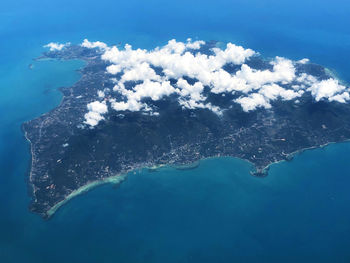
[42,139,350,219]
[23,129,37,202]
[255,139,350,177]
[325,67,349,86]
[46,173,127,218]
[45,162,203,219]
[22,56,88,216]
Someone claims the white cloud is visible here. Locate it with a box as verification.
[296,73,317,86]
[110,98,145,112]
[44,42,70,51]
[102,40,255,83]
[235,57,296,90]
[121,62,161,83]
[97,90,105,98]
[76,38,349,125]
[84,101,108,127]
[297,58,310,64]
[308,79,347,102]
[179,98,221,114]
[185,38,205,50]
[329,92,350,103]
[87,101,108,114]
[176,78,204,101]
[110,80,175,112]
[175,78,221,112]
[106,64,122,75]
[212,43,256,66]
[235,84,304,112]
[131,80,176,101]
[235,93,271,112]
[81,39,108,50]
[259,84,302,101]
[100,40,258,114]
[163,39,186,54]
[210,69,250,94]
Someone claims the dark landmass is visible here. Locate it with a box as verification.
[23,42,350,218]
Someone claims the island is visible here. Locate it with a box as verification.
[22,39,350,218]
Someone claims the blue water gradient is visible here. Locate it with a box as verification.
[0,0,350,262]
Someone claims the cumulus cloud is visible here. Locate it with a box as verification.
[308,79,347,102]
[212,43,256,66]
[111,79,176,112]
[106,64,122,75]
[298,58,310,64]
[102,40,255,81]
[235,57,296,89]
[233,83,306,112]
[120,62,161,83]
[97,90,105,98]
[296,73,317,87]
[236,93,272,112]
[100,39,258,113]
[44,42,70,51]
[329,92,350,103]
[110,98,145,112]
[131,80,176,101]
[185,38,205,50]
[176,78,204,101]
[259,84,302,101]
[84,101,108,127]
[81,39,108,50]
[78,38,349,124]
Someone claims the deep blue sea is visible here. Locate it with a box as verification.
[1,0,350,262]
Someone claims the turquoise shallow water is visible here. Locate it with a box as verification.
[1,0,350,262]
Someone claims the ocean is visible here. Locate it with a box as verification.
[1,0,350,262]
